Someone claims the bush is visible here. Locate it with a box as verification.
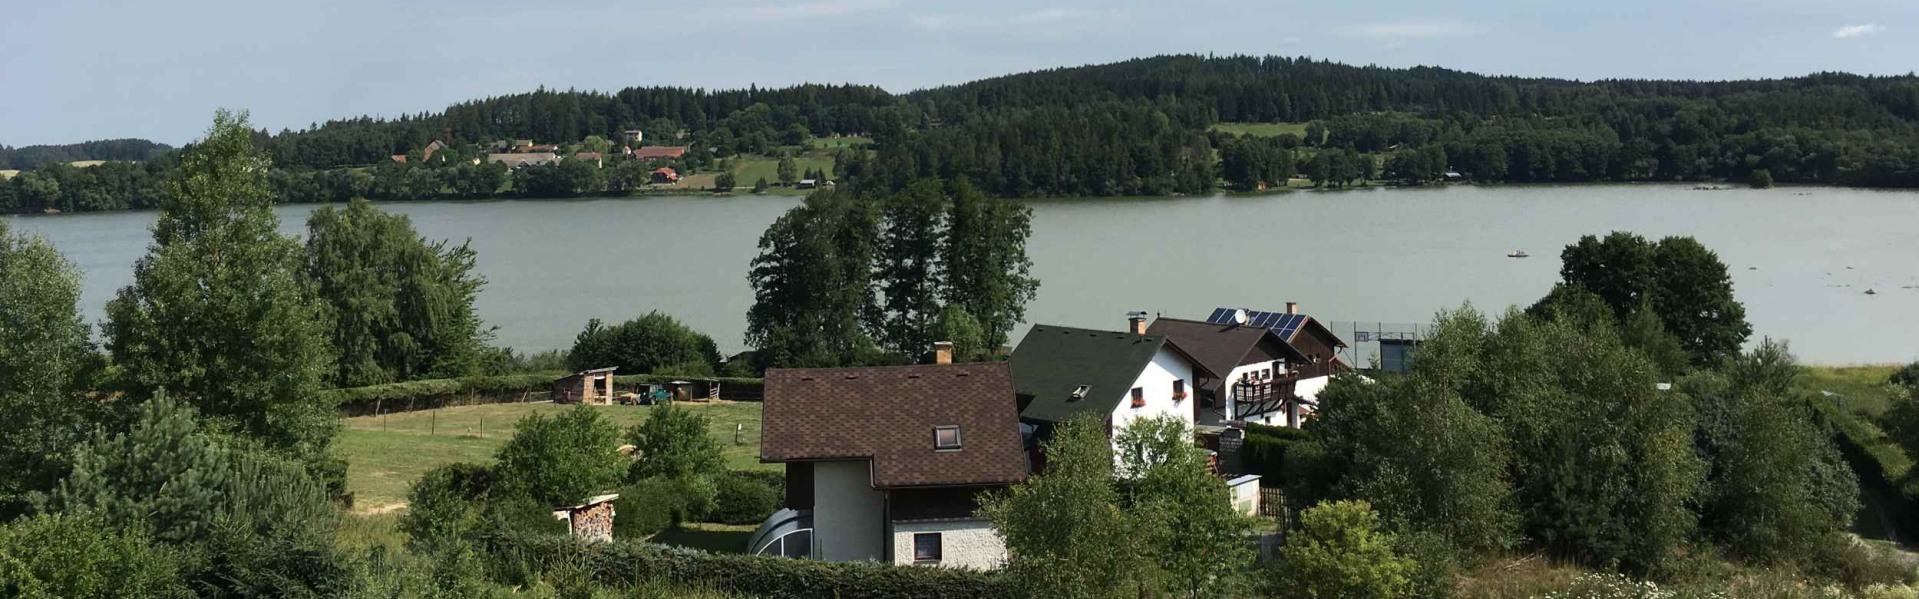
[708,471,782,525]
[1241,427,1311,483]
[488,532,1014,599]
[615,477,717,539]
[627,405,724,482]
[400,462,496,550]
[1891,362,1919,390]
[1274,500,1415,599]
[493,406,626,507]
[0,513,189,599]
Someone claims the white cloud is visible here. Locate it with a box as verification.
[1832,24,1884,38]
[739,0,895,22]
[913,8,1127,33]
[1359,20,1471,40]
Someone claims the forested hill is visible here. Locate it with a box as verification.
[910,55,1919,125]
[0,138,173,169]
[11,54,1919,215]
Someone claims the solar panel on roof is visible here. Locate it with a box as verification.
[1207,308,1233,324]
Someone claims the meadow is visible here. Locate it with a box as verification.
[337,400,770,512]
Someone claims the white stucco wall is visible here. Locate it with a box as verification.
[1293,375,1331,423]
[889,519,1007,570]
[813,460,884,562]
[1109,346,1197,433]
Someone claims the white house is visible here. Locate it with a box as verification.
[1143,306,1351,428]
[754,354,1027,570]
[1008,314,1218,438]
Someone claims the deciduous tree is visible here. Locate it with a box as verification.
[102,110,338,460]
[0,222,97,518]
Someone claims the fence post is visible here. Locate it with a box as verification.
[430,409,437,436]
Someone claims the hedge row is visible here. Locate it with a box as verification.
[1240,423,1312,485]
[486,533,1014,599]
[329,373,767,416]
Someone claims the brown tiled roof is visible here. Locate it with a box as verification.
[1147,317,1307,392]
[762,363,1027,488]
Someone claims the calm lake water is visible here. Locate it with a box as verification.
[10,184,1919,365]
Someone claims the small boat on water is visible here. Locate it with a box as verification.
[1865,289,1878,295]
[1508,250,1529,258]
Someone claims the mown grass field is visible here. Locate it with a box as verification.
[728,153,836,188]
[1211,121,1312,137]
[337,401,770,511]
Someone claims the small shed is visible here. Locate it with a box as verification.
[551,493,619,541]
[666,378,720,402]
[554,367,619,405]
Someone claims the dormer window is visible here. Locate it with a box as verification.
[1070,385,1091,401]
[934,425,963,450]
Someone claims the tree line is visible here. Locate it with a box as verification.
[745,178,1038,370]
[17,54,1919,214]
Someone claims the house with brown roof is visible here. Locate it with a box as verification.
[1148,315,1311,427]
[754,349,1026,569]
[1155,305,1350,427]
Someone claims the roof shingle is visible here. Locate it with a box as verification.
[762,363,1026,488]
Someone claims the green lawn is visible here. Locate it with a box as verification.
[729,154,837,188]
[1803,364,1904,416]
[1211,122,1312,138]
[337,401,770,510]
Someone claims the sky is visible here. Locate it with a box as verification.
[3,0,1916,147]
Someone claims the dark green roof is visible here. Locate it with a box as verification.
[1010,324,1210,424]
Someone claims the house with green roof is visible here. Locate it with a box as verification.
[1008,313,1217,438]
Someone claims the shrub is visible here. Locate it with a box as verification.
[1241,428,1310,482]
[492,405,626,507]
[615,477,717,539]
[708,471,782,525]
[400,462,495,550]
[626,405,724,483]
[0,513,189,599]
[1891,362,1919,389]
[487,532,1014,599]
[1274,500,1415,599]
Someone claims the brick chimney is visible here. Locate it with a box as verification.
[1285,302,1299,315]
[933,341,955,365]
[1127,311,1149,335]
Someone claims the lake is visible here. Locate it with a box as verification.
[9,184,1919,366]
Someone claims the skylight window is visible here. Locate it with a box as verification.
[934,425,963,450]
[1070,385,1090,401]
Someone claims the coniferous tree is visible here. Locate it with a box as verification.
[941,179,1038,351]
[874,179,949,358]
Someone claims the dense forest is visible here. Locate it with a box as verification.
[0,138,172,169]
[10,54,1919,214]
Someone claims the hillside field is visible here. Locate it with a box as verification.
[337,401,770,511]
